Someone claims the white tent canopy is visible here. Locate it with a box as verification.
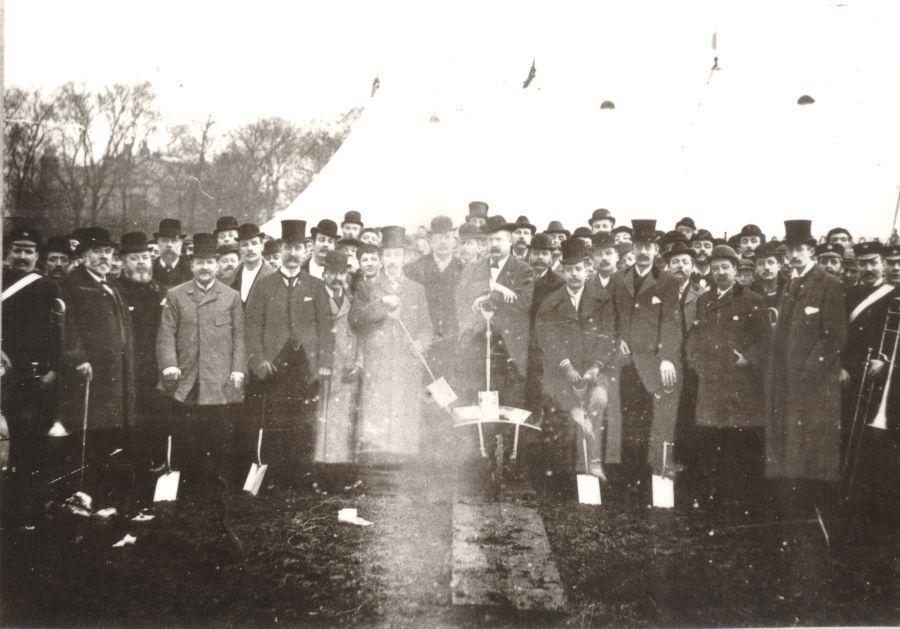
[264,2,900,241]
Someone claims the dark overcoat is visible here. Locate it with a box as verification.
[59,266,136,431]
[152,256,192,289]
[686,284,768,428]
[765,266,847,481]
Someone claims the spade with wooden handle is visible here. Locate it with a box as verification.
[243,428,268,496]
[153,435,180,502]
[395,317,457,408]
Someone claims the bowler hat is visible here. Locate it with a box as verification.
[7,226,42,247]
[214,216,239,235]
[467,201,489,219]
[263,239,282,256]
[311,219,339,240]
[611,225,632,238]
[44,235,74,257]
[486,216,515,234]
[381,225,406,249]
[323,250,349,272]
[853,241,881,260]
[154,218,184,239]
[217,242,240,257]
[120,231,151,255]
[676,217,696,230]
[458,223,485,241]
[631,219,657,243]
[589,208,615,226]
[281,220,307,243]
[76,227,114,253]
[572,227,593,241]
[560,239,588,265]
[237,223,263,241]
[659,230,688,247]
[337,237,362,250]
[430,215,454,234]
[739,224,765,239]
[530,233,554,251]
[341,211,363,227]
[815,242,844,258]
[709,244,740,267]
[754,241,782,259]
[691,229,714,244]
[545,221,570,238]
[191,233,218,259]
[590,232,615,250]
[514,215,536,233]
[664,240,696,260]
[738,257,756,270]
[783,220,817,246]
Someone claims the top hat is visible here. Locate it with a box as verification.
[341,211,363,227]
[44,235,74,257]
[458,223,485,241]
[381,225,406,249]
[664,240,696,260]
[514,215,536,233]
[430,215,454,234]
[311,219,339,240]
[545,221,570,238]
[853,241,881,260]
[815,242,844,258]
[281,220,307,243]
[739,224,765,239]
[530,233,554,251]
[192,233,218,259]
[214,216,240,235]
[76,227,115,253]
[155,218,184,239]
[589,208,615,226]
[709,244,741,267]
[691,229,714,244]
[467,201,489,219]
[486,215,515,234]
[590,232,615,250]
[323,250,349,272]
[560,239,588,265]
[675,216,696,230]
[783,220,817,246]
[120,231,151,255]
[631,219,658,243]
[7,226,42,247]
[237,223,263,241]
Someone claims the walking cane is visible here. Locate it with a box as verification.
[78,374,92,489]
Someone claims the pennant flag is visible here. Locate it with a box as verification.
[371,75,380,98]
[522,59,536,89]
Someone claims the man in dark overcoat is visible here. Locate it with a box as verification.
[686,245,768,510]
[766,220,847,517]
[152,218,192,288]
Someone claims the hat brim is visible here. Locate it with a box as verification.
[153,232,184,239]
[311,228,340,240]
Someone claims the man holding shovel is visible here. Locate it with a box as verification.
[156,233,246,492]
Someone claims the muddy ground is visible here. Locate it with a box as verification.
[2,459,898,627]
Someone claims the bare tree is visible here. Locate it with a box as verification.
[4,87,58,215]
[166,114,216,229]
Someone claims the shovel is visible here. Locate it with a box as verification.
[396,317,457,408]
[243,428,268,496]
[576,404,602,505]
[153,435,180,502]
[651,441,675,509]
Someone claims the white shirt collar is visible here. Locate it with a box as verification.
[567,284,585,309]
[635,264,653,278]
[280,266,302,280]
[433,253,453,273]
[195,278,215,292]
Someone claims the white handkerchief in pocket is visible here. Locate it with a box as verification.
[303,296,313,302]
[651,296,662,305]
[804,306,819,315]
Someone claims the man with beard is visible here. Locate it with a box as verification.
[263,239,282,269]
[466,201,489,231]
[737,224,765,257]
[358,243,382,282]
[59,227,136,510]
[42,236,73,280]
[458,224,484,265]
[533,239,615,480]
[351,226,433,464]
[116,232,167,480]
[233,223,274,306]
[304,219,338,281]
[690,229,715,289]
[245,221,334,475]
[674,217,696,241]
[766,220,846,521]
[214,216,240,247]
[216,243,241,285]
[512,216,536,247]
[152,218,192,288]
[340,211,364,240]
[589,208,615,234]
[1,227,62,527]
[612,225,633,245]
[157,233,245,491]
[686,245,768,512]
[544,221,569,273]
[610,219,683,486]
[816,242,845,279]
[528,233,565,324]
[314,251,362,464]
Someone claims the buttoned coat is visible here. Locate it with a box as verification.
[765,266,847,481]
[686,284,768,428]
[152,256,192,289]
[156,280,246,406]
[530,269,566,325]
[117,277,167,423]
[59,266,136,430]
[244,271,334,380]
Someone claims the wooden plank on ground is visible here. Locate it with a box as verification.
[451,498,567,612]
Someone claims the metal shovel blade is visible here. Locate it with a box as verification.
[426,377,457,408]
[651,474,675,509]
[243,463,268,496]
[577,474,602,505]
[153,470,180,502]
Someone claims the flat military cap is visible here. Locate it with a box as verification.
[853,241,881,259]
[815,242,844,258]
[7,226,42,247]
[883,244,900,259]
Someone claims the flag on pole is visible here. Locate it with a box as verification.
[371,75,380,98]
[522,59,536,89]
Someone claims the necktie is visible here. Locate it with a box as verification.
[490,261,499,269]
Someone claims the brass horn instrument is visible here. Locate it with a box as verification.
[868,297,900,430]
